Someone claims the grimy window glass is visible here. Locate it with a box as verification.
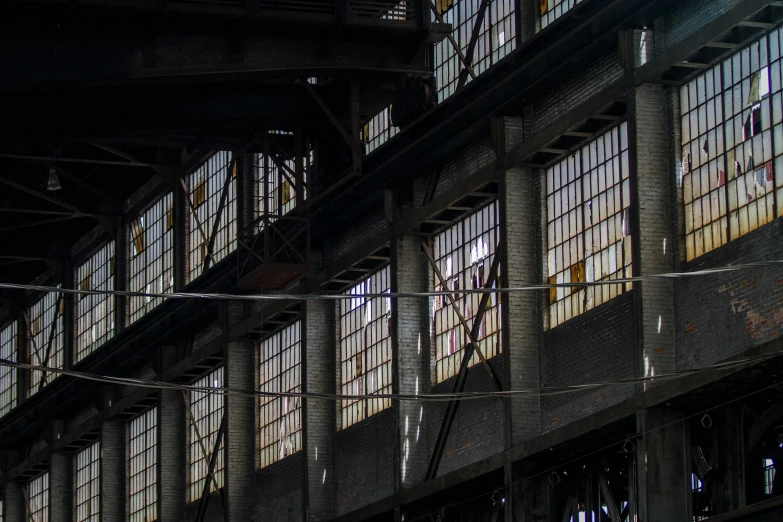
[187,151,237,282]
[258,322,302,468]
[432,202,501,383]
[129,407,157,522]
[0,321,17,418]
[75,442,100,522]
[254,148,310,222]
[681,31,783,260]
[545,123,632,328]
[128,193,174,324]
[365,107,398,154]
[189,368,224,502]
[29,472,49,522]
[75,241,115,362]
[540,0,583,30]
[28,288,64,394]
[433,0,516,101]
[339,266,392,429]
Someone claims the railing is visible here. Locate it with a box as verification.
[236,214,311,290]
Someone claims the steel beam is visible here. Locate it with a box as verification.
[429,1,476,80]
[195,412,228,522]
[0,152,161,168]
[203,156,237,272]
[0,175,89,216]
[183,390,227,514]
[455,0,492,91]
[425,244,502,480]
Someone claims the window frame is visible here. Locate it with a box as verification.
[75,241,115,361]
[128,407,158,522]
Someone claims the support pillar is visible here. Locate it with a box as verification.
[101,420,125,520]
[303,289,334,521]
[636,408,689,521]
[225,301,255,520]
[628,83,677,381]
[393,234,429,489]
[497,116,542,520]
[173,186,187,292]
[159,362,187,521]
[3,481,25,520]
[50,452,72,521]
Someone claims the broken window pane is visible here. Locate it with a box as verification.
[128,193,174,325]
[432,202,501,382]
[339,268,392,427]
[75,442,100,522]
[75,242,115,362]
[546,124,631,329]
[0,322,17,418]
[28,288,64,394]
[189,368,224,502]
[259,322,302,466]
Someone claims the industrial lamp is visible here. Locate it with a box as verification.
[46,166,61,191]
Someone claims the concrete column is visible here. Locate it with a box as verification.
[101,420,126,521]
[303,296,335,521]
[49,452,72,521]
[393,235,429,489]
[636,408,689,521]
[159,385,187,520]
[225,301,255,520]
[628,84,677,380]
[3,481,26,520]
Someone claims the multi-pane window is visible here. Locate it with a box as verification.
[28,289,64,393]
[433,0,516,100]
[29,472,49,522]
[128,193,174,324]
[75,442,100,522]
[129,408,157,522]
[540,0,583,29]
[764,458,776,495]
[0,322,16,417]
[75,242,115,361]
[432,203,501,383]
[189,368,224,502]
[338,267,392,428]
[258,322,302,468]
[681,31,783,260]
[254,150,310,221]
[187,152,237,282]
[364,107,398,154]
[546,123,632,328]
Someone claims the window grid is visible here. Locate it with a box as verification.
[28,289,64,393]
[75,442,100,522]
[546,123,632,328]
[540,0,583,29]
[128,193,174,324]
[432,203,501,383]
[189,368,224,502]
[258,322,302,468]
[365,107,399,154]
[433,0,516,100]
[339,267,392,429]
[0,322,16,417]
[129,408,157,522]
[29,472,49,522]
[681,30,783,260]
[75,242,115,362]
[764,458,776,495]
[187,151,237,282]
[254,151,310,222]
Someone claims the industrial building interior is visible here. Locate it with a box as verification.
[0,0,783,520]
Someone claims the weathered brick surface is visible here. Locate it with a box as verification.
[541,293,636,430]
[675,219,783,370]
[101,420,126,520]
[159,388,187,522]
[3,481,25,520]
[662,0,737,50]
[253,453,304,521]
[334,409,395,516]
[50,452,72,521]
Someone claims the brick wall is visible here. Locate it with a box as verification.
[159,388,187,522]
[334,409,395,516]
[431,138,497,200]
[101,420,125,520]
[49,452,72,520]
[675,219,783,370]
[663,0,737,50]
[253,453,304,521]
[427,356,506,476]
[541,292,636,430]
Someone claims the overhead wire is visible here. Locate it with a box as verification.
[0,259,780,301]
[1,349,780,403]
